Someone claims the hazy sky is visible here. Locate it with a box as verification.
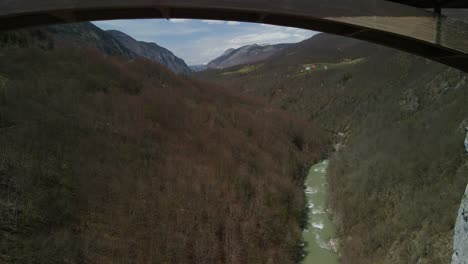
[93,19,317,65]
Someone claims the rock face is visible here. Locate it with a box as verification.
[207,44,290,69]
[452,184,468,264]
[107,30,191,74]
[465,130,468,153]
[399,89,420,113]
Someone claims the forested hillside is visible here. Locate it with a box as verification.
[327,52,468,264]
[198,33,468,264]
[108,30,192,74]
[207,44,291,70]
[2,20,467,264]
[0,22,191,74]
[0,27,327,263]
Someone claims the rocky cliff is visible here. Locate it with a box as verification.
[452,181,468,264]
[465,130,468,152]
[107,30,191,74]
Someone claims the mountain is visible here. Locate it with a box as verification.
[0,22,191,74]
[47,23,137,58]
[267,33,379,66]
[0,22,135,58]
[107,30,191,74]
[207,43,291,69]
[198,32,468,264]
[189,64,208,72]
[205,33,373,71]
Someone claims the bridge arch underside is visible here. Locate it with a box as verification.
[1,1,468,72]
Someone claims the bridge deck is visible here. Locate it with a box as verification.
[1,0,468,72]
[388,0,468,8]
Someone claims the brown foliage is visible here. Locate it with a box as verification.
[0,46,326,264]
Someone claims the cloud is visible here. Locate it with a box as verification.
[169,19,189,23]
[201,20,241,26]
[260,23,279,28]
[93,19,318,66]
[227,21,241,26]
[174,25,316,65]
[228,31,291,46]
[201,20,225,25]
[93,19,209,39]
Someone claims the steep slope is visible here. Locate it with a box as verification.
[207,44,291,69]
[0,25,327,264]
[267,33,380,66]
[0,22,134,58]
[198,33,468,264]
[47,23,136,58]
[197,33,412,131]
[0,23,191,75]
[108,30,191,74]
[326,56,468,264]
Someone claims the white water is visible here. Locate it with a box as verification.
[302,160,338,264]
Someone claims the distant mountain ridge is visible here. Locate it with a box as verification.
[207,43,291,69]
[190,65,208,72]
[267,33,379,66]
[107,30,191,74]
[0,22,135,58]
[50,23,136,58]
[0,22,191,74]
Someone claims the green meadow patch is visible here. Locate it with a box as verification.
[221,65,257,76]
[298,58,365,74]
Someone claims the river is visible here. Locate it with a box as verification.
[302,160,339,264]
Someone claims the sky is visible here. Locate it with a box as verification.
[93,19,317,66]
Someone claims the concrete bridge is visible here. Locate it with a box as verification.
[0,0,468,72]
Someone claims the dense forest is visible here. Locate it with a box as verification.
[199,34,468,264]
[326,53,468,264]
[0,29,328,263]
[2,21,468,264]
